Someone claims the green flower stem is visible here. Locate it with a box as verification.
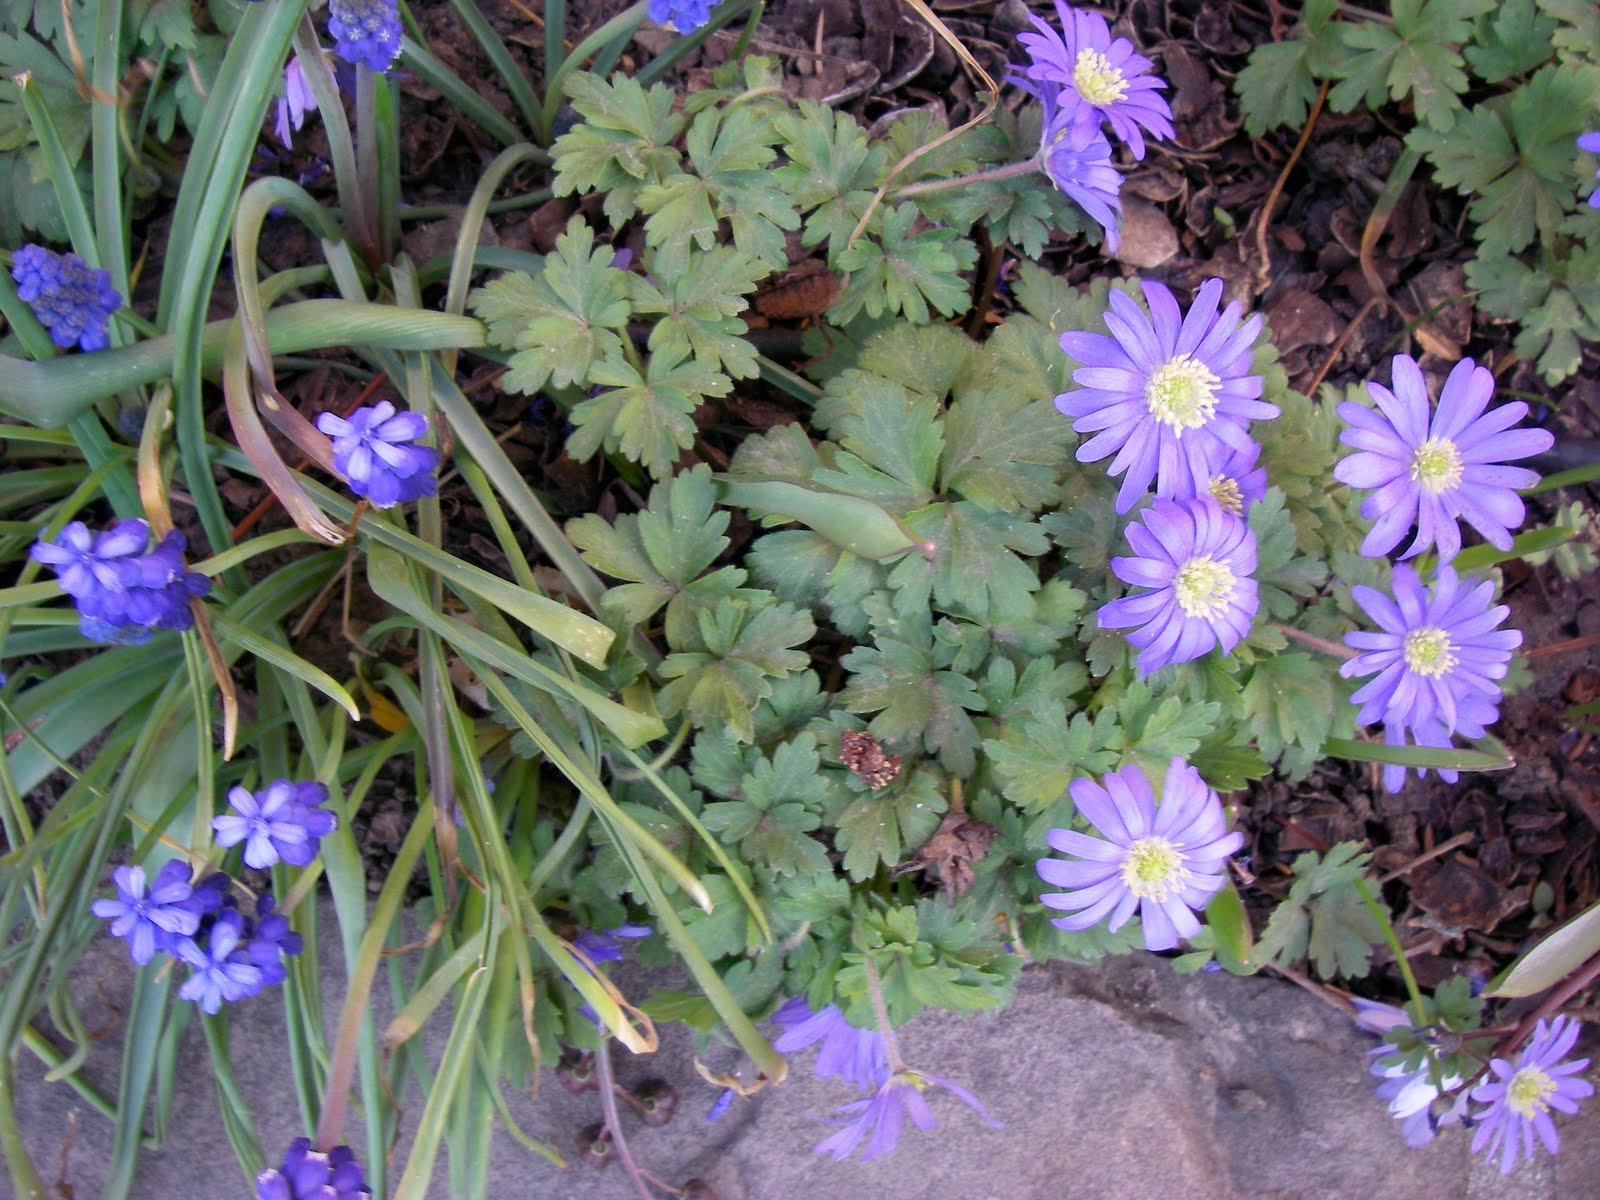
[0,303,486,429]
[315,796,437,1154]
[398,38,523,147]
[91,0,129,302]
[16,76,98,271]
[889,155,1043,200]
[292,17,370,255]
[1354,877,1427,1020]
[451,0,542,131]
[537,3,650,141]
[1273,623,1357,660]
[0,1061,46,1200]
[863,953,905,1075]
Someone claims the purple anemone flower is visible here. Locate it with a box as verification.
[316,401,440,508]
[1579,132,1600,208]
[814,1069,1003,1163]
[647,0,713,34]
[327,0,401,74]
[1098,497,1259,675]
[1341,564,1521,737]
[213,780,337,869]
[1471,1016,1593,1175]
[1015,1,1173,159]
[1038,757,1244,952]
[1334,355,1553,563]
[256,1137,371,1200]
[1353,1000,1467,1147]
[10,244,122,352]
[91,861,201,965]
[1038,92,1123,251]
[176,908,266,1014]
[770,998,889,1093]
[1170,439,1268,515]
[1058,278,1276,512]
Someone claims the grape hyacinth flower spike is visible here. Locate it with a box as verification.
[31,519,211,644]
[327,0,402,73]
[815,1069,1003,1163]
[91,862,202,965]
[316,401,440,507]
[177,907,265,1015]
[1471,1016,1593,1174]
[10,244,122,351]
[1579,132,1600,208]
[771,997,890,1092]
[1038,757,1244,951]
[648,0,713,34]
[1334,354,1553,564]
[257,1137,372,1200]
[1057,277,1276,512]
[1015,0,1173,159]
[213,780,338,869]
[1098,496,1259,675]
[1341,564,1521,737]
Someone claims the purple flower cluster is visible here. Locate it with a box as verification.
[647,0,713,35]
[1334,354,1551,790]
[257,1137,371,1200]
[31,519,211,645]
[770,998,889,1093]
[1471,1016,1593,1174]
[1038,757,1243,951]
[1058,280,1276,672]
[815,1069,1003,1163]
[316,401,440,508]
[327,0,401,74]
[213,780,338,869]
[93,866,303,1014]
[1358,1006,1592,1173]
[10,244,122,352]
[1013,3,1173,248]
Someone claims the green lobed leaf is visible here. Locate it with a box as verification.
[550,72,685,223]
[633,245,764,379]
[984,699,1120,811]
[469,217,633,394]
[839,631,986,776]
[658,594,815,741]
[1240,652,1339,772]
[829,203,978,325]
[567,351,732,479]
[773,100,887,258]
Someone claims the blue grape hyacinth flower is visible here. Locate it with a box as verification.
[1038,757,1244,951]
[91,861,202,965]
[1057,278,1275,512]
[31,520,210,644]
[1015,0,1173,159]
[1334,354,1552,564]
[1471,1016,1593,1175]
[1341,564,1521,737]
[316,401,440,507]
[10,244,122,351]
[177,907,265,1014]
[1097,496,1259,675]
[814,1069,1002,1163]
[247,894,304,986]
[257,1137,372,1200]
[647,0,713,34]
[770,997,889,1092]
[213,780,338,869]
[327,0,402,73]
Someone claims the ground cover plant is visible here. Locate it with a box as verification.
[2,1,1599,1196]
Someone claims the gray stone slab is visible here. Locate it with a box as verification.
[13,908,1598,1200]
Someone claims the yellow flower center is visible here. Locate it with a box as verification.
[1073,48,1129,107]
[1173,555,1236,619]
[1145,355,1221,436]
[1410,436,1463,493]
[1120,836,1188,900]
[1402,627,1457,678]
[1207,475,1244,515]
[1507,1067,1558,1119]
